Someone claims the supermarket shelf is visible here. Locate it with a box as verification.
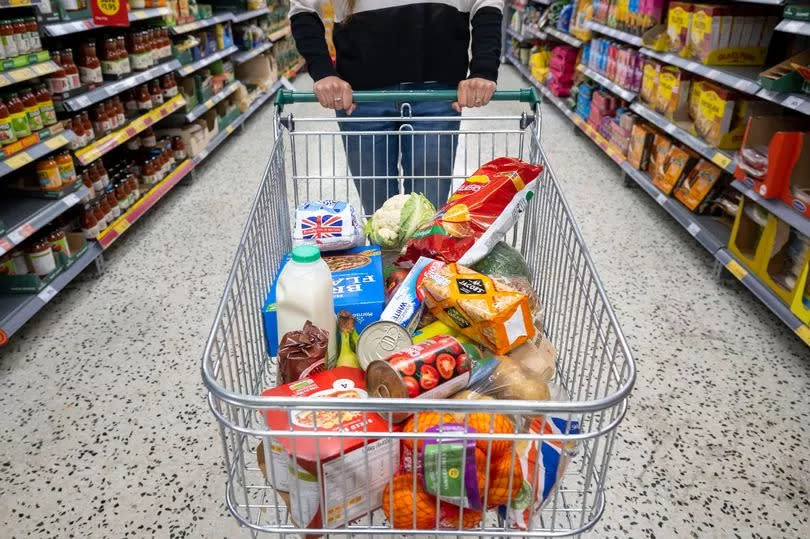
[0,60,60,89]
[756,88,810,116]
[577,64,637,101]
[776,19,810,37]
[715,249,810,346]
[507,53,573,118]
[0,185,88,257]
[640,48,761,95]
[170,13,233,35]
[185,81,241,123]
[0,0,44,7]
[176,46,239,76]
[545,27,583,48]
[629,102,736,173]
[0,241,102,346]
[0,131,76,180]
[268,25,291,42]
[232,7,269,23]
[506,27,526,41]
[583,20,643,47]
[730,180,810,237]
[742,0,783,4]
[621,163,730,253]
[75,94,186,166]
[233,41,273,65]
[526,26,548,40]
[571,114,626,165]
[43,7,172,36]
[63,59,181,112]
[97,159,195,249]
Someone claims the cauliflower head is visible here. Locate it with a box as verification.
[364,193,435,249]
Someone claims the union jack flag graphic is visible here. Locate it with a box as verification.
[300,214,344,239]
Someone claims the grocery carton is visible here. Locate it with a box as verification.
[262,245,385,356]
[652,145,699,195]
[627,123,655,170]
[674,159,724,211]
[654,66,691,121]
[260,367,399,534]
[640,59,661,105]
[667,2,694,56]
[647,133,672,177]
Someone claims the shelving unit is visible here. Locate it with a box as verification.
[43,7,172,37]
[577,64,637,101]
[63,60,181,111]
[74,95,187,165]
[170,13,234,35]
[0,2,305,346]
[503,2,810,344]
[629,102,736,173]
[233,41,273,65]
[0,131,76,180]
[184,81,242,122]
[545,27,582,48]
[176,46,239,76]
[0,185,88,256]
[0,242,102,346]
[584,20,642,47]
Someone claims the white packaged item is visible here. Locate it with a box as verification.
[292,200,363,252]
[275,245,337,363]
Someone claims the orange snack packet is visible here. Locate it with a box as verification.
[420,262,535,354]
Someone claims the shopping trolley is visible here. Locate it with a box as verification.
[201,89,636,537]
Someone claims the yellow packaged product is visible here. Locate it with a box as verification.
[694,82,741,148]
[667,2,694,57]
[654,66,691,120]
[688,80,705,121]
[647,133,672,177]
[420,262,535,355]
[652,145,699,195]
[640,59,660,105]
[627,123,655,171]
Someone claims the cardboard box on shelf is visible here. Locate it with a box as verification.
[728,197,775,273]
[236,53,276,92]
[666,2,694,57]
[654,66,691,121]
[652,144,699,195]
[759,50,810,93]
[689,5,779,66]
[733,115,810,217]
[640,59,661,105]
[158,123,207,157]
[648,133,673,177]
[673,158,724,211]
[627,123,656,170]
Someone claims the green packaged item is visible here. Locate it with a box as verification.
[471,241,531,279]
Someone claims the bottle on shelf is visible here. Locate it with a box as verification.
[81,111,94,141]
[136,83,152,112]
[12,19,28,57]
[20,88,43,133]
[81,170,95,203]
[36,156,62,191]
[61,49,81,90]
[0,98,17,147]
[81,208,99,239]
[161,73,178,99]
[88,162,103,192]
[56,151,76,186]
[25,239,57,278]
[172,136,186,162]
[92,104,108,135]
[79,42,103,85]
[106,189,121,220]
[116,36,131,74]
[35,84,57,127]
[141,126,156,148]
[149,80,164,106]
[105,100,117,129]
[48,51,69,94]
[115,181,129,211]
[113,97,125,127]
[101,38,117,76]
[96,160,110,188]
[7,92,30,140]
[122,89,137,117]
[70,116,85,149]
[92,202,107,230]
[0,20,18,59]
[26,18,40,52]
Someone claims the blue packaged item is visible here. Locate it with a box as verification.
[262,245,385,356]
[557,5,572,33]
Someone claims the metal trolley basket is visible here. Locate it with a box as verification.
[202,89,636,537]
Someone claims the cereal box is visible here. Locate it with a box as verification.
[262,245,385,356]
[667,2,695,57]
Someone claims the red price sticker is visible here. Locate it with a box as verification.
[91,0,130,27]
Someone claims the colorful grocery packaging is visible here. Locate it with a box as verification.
[400,157,543,266]
[293,200,364,251]
[261,367,399,535]
[419,262,535,354]
[262,245,385,356]
[499,413,580,531]
[381,256,437,334]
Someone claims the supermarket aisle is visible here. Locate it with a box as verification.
[0,67,807,539]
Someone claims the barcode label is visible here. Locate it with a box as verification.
[687,223,700,237]
[784,96,804,110]
[37,285,58,303]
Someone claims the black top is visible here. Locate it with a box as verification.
[289,1,503,91]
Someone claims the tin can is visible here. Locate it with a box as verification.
[356,320,412,370]
[366,335,472,423]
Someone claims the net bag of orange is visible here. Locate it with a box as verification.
[382,473,483,530]
[399,157,543,266]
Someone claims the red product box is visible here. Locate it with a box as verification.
[552,45,578,64]
[591,91,617,114]
[548,79,574,97]
[261,367,400,535]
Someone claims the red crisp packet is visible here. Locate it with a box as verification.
[399,158,543,266]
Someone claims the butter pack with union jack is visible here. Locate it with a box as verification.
[293,200,364,252]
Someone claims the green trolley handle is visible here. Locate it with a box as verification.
[275,88,540,111]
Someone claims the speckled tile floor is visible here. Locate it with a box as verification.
[1,67,808,538]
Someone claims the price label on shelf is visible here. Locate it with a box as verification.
[37,285,58,304]
[784,95,805,110]
[113,219,130,235]
[664,123,676,134]
[7,229,25,245]
[687,223,700,237]
[45,136,67,150]
[656,193,667,206]
[712,153,732,170]
[62,193,80,207]
[725,259,748,281]
[75,95,91,109]
[5,152,33,169]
